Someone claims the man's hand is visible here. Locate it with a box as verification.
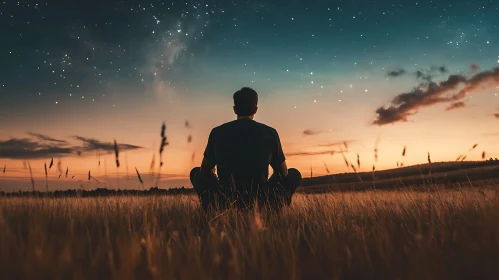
[272,161,288,179]
[201,157,216,174]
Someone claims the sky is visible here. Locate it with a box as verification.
[1,0,499,191]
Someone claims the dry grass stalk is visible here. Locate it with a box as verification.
[57,158,63,174]
[135,167,145,189]
[87,171,99,183]
[374,137,380,162]
[343,141,349,149]
[341,151,350,171]
[27,161,35,191]
[427,152,432,164]
[44,162,48,192]
[66,167,69,178]
[402,146,407,156]
[158,122,169,187]
[356,153,360,169]
[350,163,357,173]
[482,151,486,159]
[461,155,467,162]
[349,163,363,182]
[149,154,156,177]
[2,164,5,173]
[187,135,192,143]
[456,155,463,161]
[114,139,120,168]
[323,162,330,174]
[49,158,53,169]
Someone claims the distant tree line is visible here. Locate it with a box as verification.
[0,186,196,198]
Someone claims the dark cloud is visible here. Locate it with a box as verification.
[445,102,466,111]
[431,66,448,73]
[387,69,406,77]
[303,129,323,136]
[416,66,448,82]
[0,138,74,159]
[374,67,499,126]
[73,136,142,152]
[0,133,143,159]
[26,132,68,144]
[416,70,433,82]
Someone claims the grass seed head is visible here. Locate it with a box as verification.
[114,139,120,168]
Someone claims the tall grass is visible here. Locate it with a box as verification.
[1,189,499,279]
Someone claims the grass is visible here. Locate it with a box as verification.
[2,187,499,280]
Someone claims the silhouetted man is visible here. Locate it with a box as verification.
[190,87,302,211]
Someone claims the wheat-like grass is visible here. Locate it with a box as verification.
[135,167,145,189]
[28,161,35,191]
[44,162,48,192]
[114,139,120,168]
[3,190,497,279]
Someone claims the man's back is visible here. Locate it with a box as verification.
[203,118,285,190]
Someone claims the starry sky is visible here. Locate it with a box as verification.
[1,0,499,191]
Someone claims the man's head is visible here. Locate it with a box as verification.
[233,87,258,118]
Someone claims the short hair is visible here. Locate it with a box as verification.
[233,87,258,116]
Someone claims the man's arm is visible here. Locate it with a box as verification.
[270,129,288,178]
[201,157,216,174]
[201,129,217,174]
[272,161,288,178]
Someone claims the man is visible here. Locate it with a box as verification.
[190,87,302,211]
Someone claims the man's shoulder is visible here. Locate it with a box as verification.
[213,120,279,135]
[255,121,278,134]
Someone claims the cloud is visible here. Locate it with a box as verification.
[0,138,74,159]
[416,66,448,82]
[373,67,499,126]
[316,140,356,147]
[387,69,406,77]
[73,136,142,152]
[27,132,68,144]
[0,133,143,160]
[445,101,466,111]
[303,129,323,136]
[431,66,448,73]
[286,149,347,157]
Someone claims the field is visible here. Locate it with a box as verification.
[2,187,499,280]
